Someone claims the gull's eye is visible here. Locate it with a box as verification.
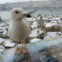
[15,11,19,14]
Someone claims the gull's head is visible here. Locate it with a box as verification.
[11,8,31,21]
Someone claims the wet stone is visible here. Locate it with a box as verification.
[13,53,31,62]
[30,58,41,62]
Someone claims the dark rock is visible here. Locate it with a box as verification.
[31,58,41,62]
[13,53,30,62]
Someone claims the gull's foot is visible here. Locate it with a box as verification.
[15,47,29,55]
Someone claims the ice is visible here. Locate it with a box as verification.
[30,38,41,42]
[44,32,59,39]
[31,21,38,29]
[0,38,4,44]
[51,17,60,21]
[0,49,4,54]
[45,22,57,28]
[29,29,44,37]
[3,40,15,48]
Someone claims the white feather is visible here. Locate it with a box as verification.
[8,8,31,42]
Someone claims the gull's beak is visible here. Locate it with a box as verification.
[23,12,31,18]
[26,14,31,18]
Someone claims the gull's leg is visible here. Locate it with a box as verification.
[20,39,29,54]
[15,40,29,55]
[16,44,19,50]
[15,43,22,55]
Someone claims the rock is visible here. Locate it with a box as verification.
[0,38,4,44]
[30,38,41,43]
[2,40,16,49]
[13,54,30,62]
[31,58,41,62]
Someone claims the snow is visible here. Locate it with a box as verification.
[0,22,8,36]
[31,21,38,29]
[45,22,57,27]
[0,38,4,44]
[29,29,44,37]
[0,49,4,54]
[30,38,41,43]
[37,17,40,19]
[2,30,7,35]
[47,32,57,37]
[51,17,60,21]
[44,32,58,39]
[26,18,35,22]
[43,17,48,20]
[3,40,15,47]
